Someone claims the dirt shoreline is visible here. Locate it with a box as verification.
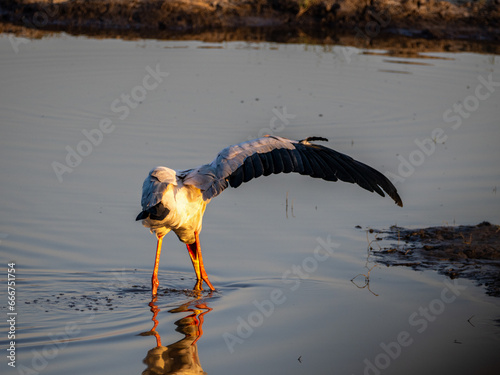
[1,0,500,50]
[371,222,500,297]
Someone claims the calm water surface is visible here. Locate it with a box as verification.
[1,35,499,375]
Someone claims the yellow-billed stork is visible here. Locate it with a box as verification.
[136,136,403,295]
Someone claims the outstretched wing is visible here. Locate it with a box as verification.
[181,136,403,207]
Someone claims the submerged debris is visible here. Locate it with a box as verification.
[370,222,500,297]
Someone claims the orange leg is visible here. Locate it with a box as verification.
[192,303,213,345]
[186,232,215,291]
[148,297,162,347]
[151,235,164,296]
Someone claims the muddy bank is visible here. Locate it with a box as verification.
[371,222,500,297]
[1,0,500,46]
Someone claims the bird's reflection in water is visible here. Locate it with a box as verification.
[142,296,212,375]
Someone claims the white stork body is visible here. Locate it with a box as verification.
[139,169,208,244]
[137,136,403,295]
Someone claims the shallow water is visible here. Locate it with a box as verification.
[1,35,499,375]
